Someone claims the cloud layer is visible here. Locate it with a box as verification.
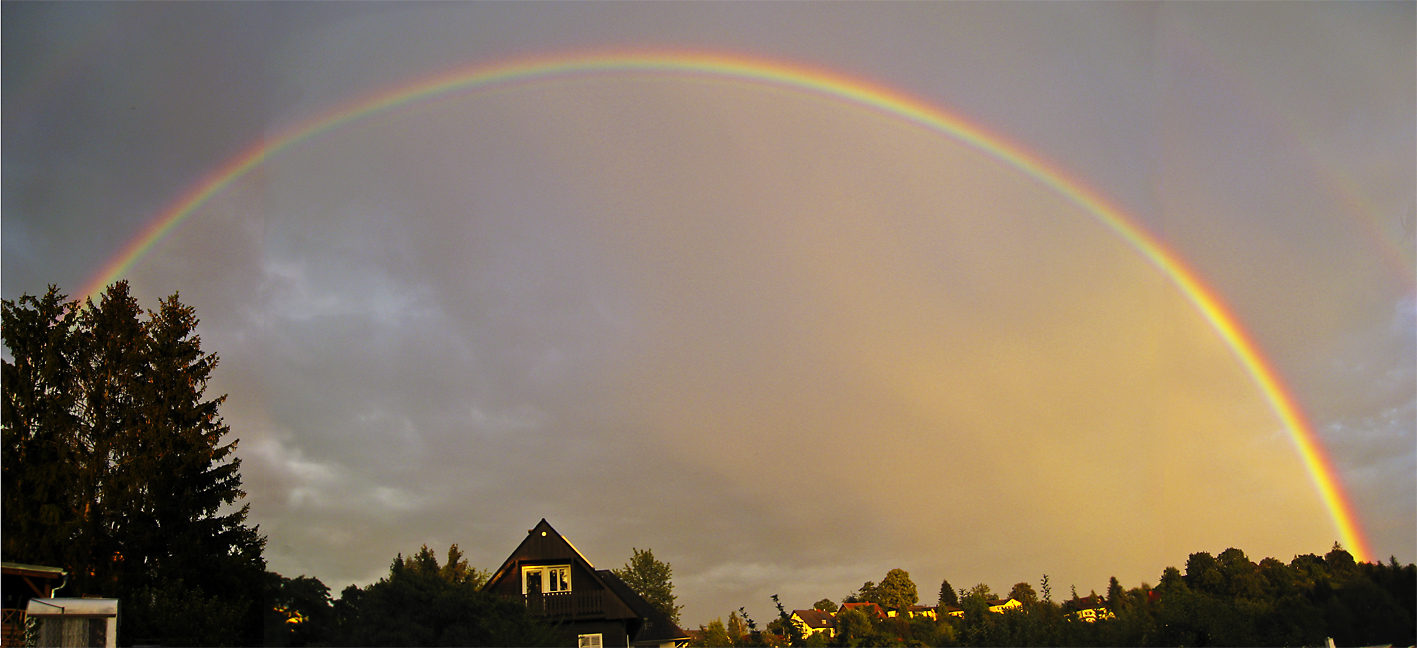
[4,2,1411,624]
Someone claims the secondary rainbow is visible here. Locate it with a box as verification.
[82,49,1373,561]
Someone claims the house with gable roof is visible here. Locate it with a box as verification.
[789,609,837,640]
[482,519,689,648]
[987,598,1022,614]
[1064,594,1114,623]
[838,601,887,620]
[902,604,938,620]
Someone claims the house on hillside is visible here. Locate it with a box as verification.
[987,598,1022,613]
[482,519,690,648]
[790,609,836,640]
[880,604,939,620]
[838,601,887,619]
[1064,595,1114,623]
[903,605,937,620]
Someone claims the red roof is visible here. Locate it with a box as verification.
[839,602,887,619]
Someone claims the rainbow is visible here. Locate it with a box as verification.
[81,49,1372,562]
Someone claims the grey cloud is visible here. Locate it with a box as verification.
[5,1,1411,626]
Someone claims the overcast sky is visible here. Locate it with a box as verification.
[4,1,1413,625]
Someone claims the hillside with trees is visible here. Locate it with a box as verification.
[691,547,1415,647]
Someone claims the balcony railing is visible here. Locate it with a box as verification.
[516,590,605,618]
[2,608,27,647]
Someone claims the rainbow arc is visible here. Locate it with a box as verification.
[81,49,1372,562]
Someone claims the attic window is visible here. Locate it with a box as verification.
[523,565,571,594]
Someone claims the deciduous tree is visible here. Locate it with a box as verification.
[265,572,333,647]
[861,568,918,613]
[695,618,733,647]
[726,610,749,644]
[1009,581,1038,605]
[963,583,994,603]
[612,546,684,626]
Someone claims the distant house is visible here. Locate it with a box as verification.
[482,519,690,648]
[987,598,1022,614]
[881,605,936,619]
[1064,595,1114,623]
[2,563,68,646]
[790,609,837,639]
[904,605,938,620]
[942,604,965,618]
[838,601,887,620]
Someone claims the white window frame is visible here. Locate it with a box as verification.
[577,632,602,648]
[522,564,572,594]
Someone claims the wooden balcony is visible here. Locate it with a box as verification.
[515,590,604,618]
[2,608,27,647]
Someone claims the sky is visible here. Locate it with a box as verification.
[3,1,1413,626]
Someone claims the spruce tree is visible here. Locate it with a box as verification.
[2,282,265,645]
[938,577,958,607]
[2,286,83,568]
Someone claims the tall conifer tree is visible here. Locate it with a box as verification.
[3,282,265,645]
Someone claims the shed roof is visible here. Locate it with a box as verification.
[1,563,67,579]
[26,598,118,616]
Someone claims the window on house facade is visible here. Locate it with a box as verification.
[577,633,602,648]
[522,565,571,594]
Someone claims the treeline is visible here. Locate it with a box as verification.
[692,545,1415,647]
[264,544,556,647]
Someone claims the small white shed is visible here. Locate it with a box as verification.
[24,598,118,648]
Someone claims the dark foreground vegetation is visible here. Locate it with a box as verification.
[4,284,559,646]
[266,545,557,647]
[4,283,1414,646]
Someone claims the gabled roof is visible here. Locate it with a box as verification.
[791,609,836,629]
[839,602,886,619]
[483,519,599,591]
[986,598,1022,613]
[481,519,689,645]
